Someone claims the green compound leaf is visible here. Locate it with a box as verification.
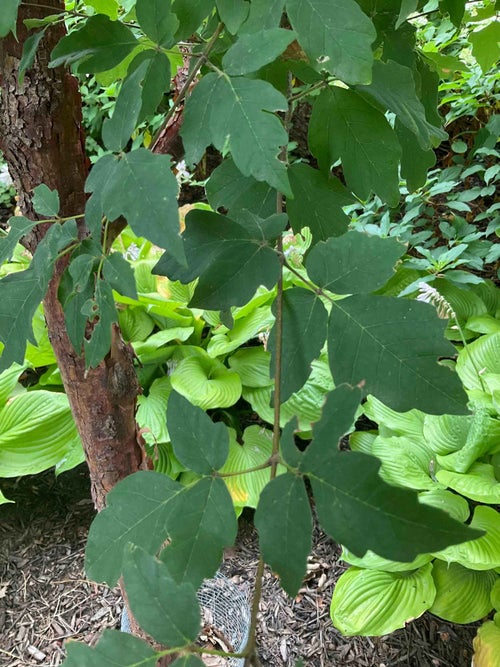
[181,73,291,195]
[160,477,238,587]
[287,163,352,243]
[356,59,447,150]
[172,0,214,40]
[102,60,149,152]
[255,473,313,597]
[306,233,405,294]
[85,471,184,586]
[328,294,469,415]
[85,150,184,264]
[216,0,250,33]
[430,560,497,624]
[0,221,77,371]
[0,391,82,477]
[309,87,401,206]
[470,21,500,74]
[170,347,242,409]
[240,0,284,32]
[83,278,118,368]
[32,184,60,217]
[136,0,179,47]
[129,50,172,123]
[330,563,436,636]
[154,209,284,310]
[123,544,200,647]
[103,253,137,300]
[60,251,99,353]
[0,0,20,37]
[304,450,481,562]
[268,288,328,402]
[50,15,138,73]
[206,158,276,218]
[167,391,229,474]
[396,119,436,192]
[0,217,38,264]
[19,29,47,85]
[62,629,157,667]
[222,28,296,75]
[286,0,376,84]
[433,506,500,571]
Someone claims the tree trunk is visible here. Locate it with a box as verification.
[0,0,147,510]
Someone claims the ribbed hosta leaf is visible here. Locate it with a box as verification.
[136,376,172,445]
[341,547,432,573]
[370,436,437,491]
[418,488,471,523]
[228,346,272,388]
[0,363,24,408]
[434,506,500,570]
[457,332,500,391]
[473,619,500,667]
[0,391,82,477]
[0,488,13,504]
[430,560,497,623]
[349,431,377,455]
[330,563,436,636]
[423,413,478,456]
[363,395,426,440]
[206,305,274,357]
[218,426,286,509]
[436,463,500,504]
[170,348,241,409]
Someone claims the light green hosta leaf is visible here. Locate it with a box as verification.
[466,315,500,336]
[418,488,470,523]
[434,506,500,571]
[269,288,328,402]
[123,545,200,647]
[86,471,184,585]
[136,376,172,445]
[349,431,377,455]
[222,28,295,75]
[434,278,488,324]
[50,15,139,72]
[341,546,432,573]
[287,163,351,243]
[170,348,241,409]
[473,619,500,667]
[255,473,312,596]
[25,307,58,367]
[86,0,119,19]
[370,435,437,491]
[0,391,82,477]
[492,578,500,610]
[363,395,426,440]
[228,347,272,388]
[329,295,468,415]
[356,60,447,149]
[436,408,500,473]
[0,364,24,408]
[118,307,155,343]
[309,87,401,206]
[160,477,237,587]
[0,488,13,504]
[286,0,375,84]
[330,563,436,636]
[457,332,500,392]
[423,413,477,456]
[181,73,290,195]
[306,233,405,294]
[219,425,286,509]
[206,158,276,218]
[133,327,193,365]
[430,560,497,624]
[207,306,274,357]
[62,629,157,666]
[168,392,229,474]
[436,463,500,505]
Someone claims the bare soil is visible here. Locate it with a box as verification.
[0,466,478,667]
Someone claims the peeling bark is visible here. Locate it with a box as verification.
[0,0,148,512]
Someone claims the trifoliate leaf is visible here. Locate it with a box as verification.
[32,184,60,217]
[136,0,179,47]
[222,28,296,75]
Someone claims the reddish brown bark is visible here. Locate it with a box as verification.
[0,0,147,512]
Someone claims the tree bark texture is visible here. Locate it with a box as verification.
[0,0,148,512]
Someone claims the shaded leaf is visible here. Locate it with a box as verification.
[0,0,21,37]
[470,22,500,74]
[216,0,250,32]
[83,279,118,368]
[172,0,214,40]
[240,0,284,32]
[396,119,436,192]
[19,29,46,84]
[32,184,59,217]
[222,29,296,75]
[181,73,290,195]
[286,0,376,84]
[129,50,172,123]
[167,391,229,474]
[123,545,200,647]
[136,0,179,47]
[255,473,313,596]
[329,294,468,414]
[306,233,405,294]
[161,477,237,587]
[62,629,157,667]
[50,15,138,72]
[0,217,37,264]
[103,253,138,300]
[85,471,184,586]
[309,87,401,206]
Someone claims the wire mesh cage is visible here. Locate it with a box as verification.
[121,572,251,667]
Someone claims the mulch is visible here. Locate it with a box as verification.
[0,466,478,667]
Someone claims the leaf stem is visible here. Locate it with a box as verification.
[215,459,275,478]
[151,22,224,149]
